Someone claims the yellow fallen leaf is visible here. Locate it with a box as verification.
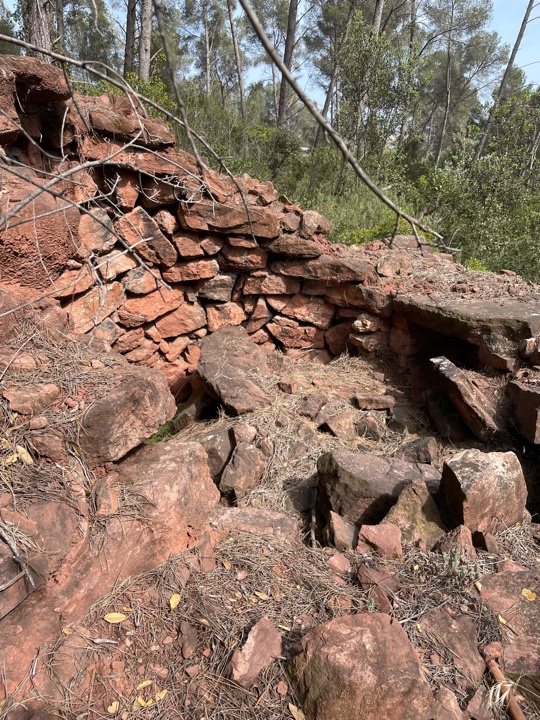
[254,591,270,600]
[289,703,306,720]
[103,612,126,624]
[155,690,168,702]
[474,581,482,593]
[416,623,422,633]
[169,593,181,610]
[198,618,210,627]
[107,701,120,714]
[136,680,153,691]
[5,452,18,465]
[62,627,73,636]
[15,445,33,464]
[222,560,232,570]
[521,588,537,601]
[136,696,150,708]
[413,564,419,571]
[498,614,507,625]
[0,438,10,449]
[277,624,291,632]
[122,606,132,612]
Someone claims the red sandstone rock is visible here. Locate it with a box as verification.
[154,301,206,337]
[140,176,183,208]
[268,293,335,330]
[115,207,178,266]
[438,449,528,533]
[299,210,331,237]
[66,283,124,334]
[118,287,184,325]
[243,271,300,295]
[154,208,179,235]
[197,273,236,302]
[209,507,298,539]
[382,480,444,550]
[221,245,268,270]
[172,230,205,258]
[179,199,280,239]
[327,511,358,551]
[230,617,282,688]
[355,393,396,410]
[3,383,60,415]
[51,267,94,299]
[198,326,271,415]
[77,208,115,256]
[122,266,161,294]
[206,302,246,332]
[434,525,477,559]
[79,365,175,463]
[245,297,272,333]
[358,524,403,559]
[324,321,354,355]
[271,255,371,282]
[220,442,266,501]
[506,380,540,444]
[327,552,351,576]
[114,169,140,211]
[97,249,138,281]
[163,258,219,282]
[267,234,322,258]
[267,315,325,349]
[303,280,367,308]
[288,613,434,720]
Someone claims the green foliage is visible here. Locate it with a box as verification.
[144,421,175,444]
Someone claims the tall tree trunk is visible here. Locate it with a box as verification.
[435,6,454,168]
[314,0,357,149]
[53,0,65,50]
[474,0,535,161]
[21,0,52,61]
[124,0,137,77]
[139,0,152,82]
[372,0,384,35]
[355,0,385,154]
[226,0,247,138]
[277,0,299,126]
[202,0,212,95]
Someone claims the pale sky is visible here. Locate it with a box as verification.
[491,0,540,86]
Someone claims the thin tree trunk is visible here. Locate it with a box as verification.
[139,0,152,81]
[226,0,247,136]
[124,0,137,77]
[355,0,385,155]
[435,11,453,168]
[21,0,52,61]
[53,0,65,49]
[474,0,535,161]
[277,0,299,125]
[314,0,357,148]
[372,0,384,35]
[202,0,212,95]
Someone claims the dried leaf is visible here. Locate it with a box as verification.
[15,445,33,464]
[222,560,232,570]
[122,606,132,612]
[277,624,291,632]
[5,452,18,466]
[521,588,537,601]
[155,690,168,702]
[254,591,270,600]
[289,703,306,720]
[169,593,181,610]
[62,627,73,636]
[198,618,210,627]
[136,680,153,691]
[498,614,507,625]
[474,581,482,593]
[103,612,126,624]
[107,701,120,714]
[136,696,150,708]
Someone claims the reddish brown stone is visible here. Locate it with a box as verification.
[439,449,528,533]
[302,280,367,308]
[221,245,268,270]
[77,208,115,256]
[140,176,183,209]
[245,297,272,333]
[97,249,138,281]
[280,210,301,232]
[355,393,396,410]
[154,302,206,337]
[434,525,477,559]
[288,613,434,720]
[243,271,300,295]
[172,230,205,258]
[267,315,325,349]
[3,383,60,416]
[267,234,323,258]
[114,169,140,211]
[299,210,332,237]
[179,199,280,239]
[122,267,162,295]
[112,327,144,354]
[124,339,159,363]
[115,207,178,267]
[220,442,266,501]
[271,256,371,283]
[267,293,335,330]
[327,552,351,576]
[358,524,403,559]
[66,283,124,334]
[163,258,219,282]
[382,480,444,551]
[325,321,354,355]
[230,617,282,688]
[209,507,297,539]
[118,287,184,325]
[327,511,358,551]
[51,267,94,299]
[206,302,246,332]
[154,208,179,235]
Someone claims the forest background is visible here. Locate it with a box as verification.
[4,0,540,278]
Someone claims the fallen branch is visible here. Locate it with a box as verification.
[485,658,527,720]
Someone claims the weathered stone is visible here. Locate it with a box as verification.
[66,283,124,334]
[507,380,540,444]
[52,267,94,299]
[118,287,184,325]
[327,552,351,576]
[271,255,371,282]
[325,321,354,355]
[326,511,358,551]
[97,249,137,281]
[302,280,367,308]
[267,315,325,349]
[230,617,282,688]
[197,273,236,302]
[193,426,233,478]
[220,443,266,501]
[478,569,540,692]
[319,408,357,441]
[115,207,178,266]
[267,234,323,258]
[200,234,225,255]
[299,210,332,237]
[434,525,477,559]
[438,449,528,533]
[206,302,246,332]
[3,383,60,415]
[140,176,184,209]
[243,271,300,295]
[122,267,161,295]
[298,392,328,420]
[267,293,335,330]
[112,327,144,354]
[396,436,439,464]
[288,613,434,720]
[209,507,298,539]
[424,389,471,442]
[163,258,219,283]
[114,169,139,211]
[382,480,444,550]
[358,524,403,559]
[28,429,66,462]
[318,450,429,526]
[179,199,280,239]
[154,208,179,235]
[355,393,396,410]
[171,230,205,258]
[245,297,272,333]
[430,357,504,440]
[432,688,464,720]
[79,366,175,463]
[220,245,268,270]
[77,208,115,257]
[198,326,271,415]
[154,302,206,337]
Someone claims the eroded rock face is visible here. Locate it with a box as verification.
[288,613,434,720]
[438,449,528,533]
[198,326,271,415]
[230,617,282,688]
[79,366,176,463]
[382,480,444,550]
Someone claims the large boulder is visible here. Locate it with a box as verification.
[317,449,436,526]
[79,365,176,463]
[288,613,434,720]
[382,480,444,550]
[198,326,271,415]
[438,449,528,533]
